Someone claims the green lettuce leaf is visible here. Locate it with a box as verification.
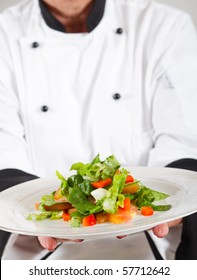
[70,154,121,182]
[56,170,69,196]
[26,212,52,221]
[102,173,126,214]
[68,185,102,215]
[40,194,56,206]
[133,186,171,210]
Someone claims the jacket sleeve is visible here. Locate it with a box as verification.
[0,20,35,174]
[0,168,39,259]
[0,169,39,192]
[166,158,197,260]
[148,14,197,166]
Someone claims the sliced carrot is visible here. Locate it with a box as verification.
[121,198,131,211]
[140,206,154,216]
[62,211,71,222]
[35,202,40,210]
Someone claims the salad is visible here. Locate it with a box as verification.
[27,154,171,227]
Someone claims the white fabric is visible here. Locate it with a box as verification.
[0,0,196,259]
[148,226,182,260]
[0,0,197,177]
[2,228,181,260]
[2,234,47,260]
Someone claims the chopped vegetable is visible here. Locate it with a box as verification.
[62,211,71,222]
[27,154,171,227]
[125,175,135,184]
[102,173,126,214]
[43,202,72,211]
[53,187,64,201]
[68,208,77,215]
[91,188,108,202]
[122,182,140,194]
[82,214,96,226]
[68,184,102,215]
[121,198,131,211]
[91,178,112,188]
[140,206,154,216]
[108,207,137,224]
[95,212,109,224]
[35,202,40,210]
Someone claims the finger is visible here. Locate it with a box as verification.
[38,236,58,251]
[152,223,169,238]
[38,236,84,251]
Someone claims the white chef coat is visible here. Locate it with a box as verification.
[0,0,197,260]
[2,228,181,260]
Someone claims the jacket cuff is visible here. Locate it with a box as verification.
[166,158,197,259]
[165,158,197,172]
[0,168,39,192]
[0,169,39,259]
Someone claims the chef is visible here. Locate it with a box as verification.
[0,0,197,260]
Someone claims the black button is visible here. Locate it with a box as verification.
[32,42,39,48]
[112,93,121,100]
[116,28,123,34]
[41,105,49,112]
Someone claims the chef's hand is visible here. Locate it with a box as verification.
[152,218,182,238]
[38,236,84,251]
[116,223,169,240]
[38,218,182,250]
[117,218,182,239]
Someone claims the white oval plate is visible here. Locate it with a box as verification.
[0,167,197,239]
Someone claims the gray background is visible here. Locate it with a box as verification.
[0,0,197,28]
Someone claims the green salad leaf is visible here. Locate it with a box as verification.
[40,194,56,206]
[56,170,69,196]
[70,154,120,182]
[27,154,172,228]
[26,212,52,221]
[68,184,102,215]
[133,186,171,210]
[102,173,127,214]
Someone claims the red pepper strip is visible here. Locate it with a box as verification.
[91,178,112,188]
[125,175,135,184]
[82,214,96,226]
[121,198,131,211]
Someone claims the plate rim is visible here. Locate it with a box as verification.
[0,166,197,239]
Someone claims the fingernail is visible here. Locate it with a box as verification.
[74,239,84,243]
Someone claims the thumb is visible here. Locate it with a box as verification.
[38,236,58,251]
[152,223,169,238]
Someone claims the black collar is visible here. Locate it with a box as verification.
[39,0,106,33]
